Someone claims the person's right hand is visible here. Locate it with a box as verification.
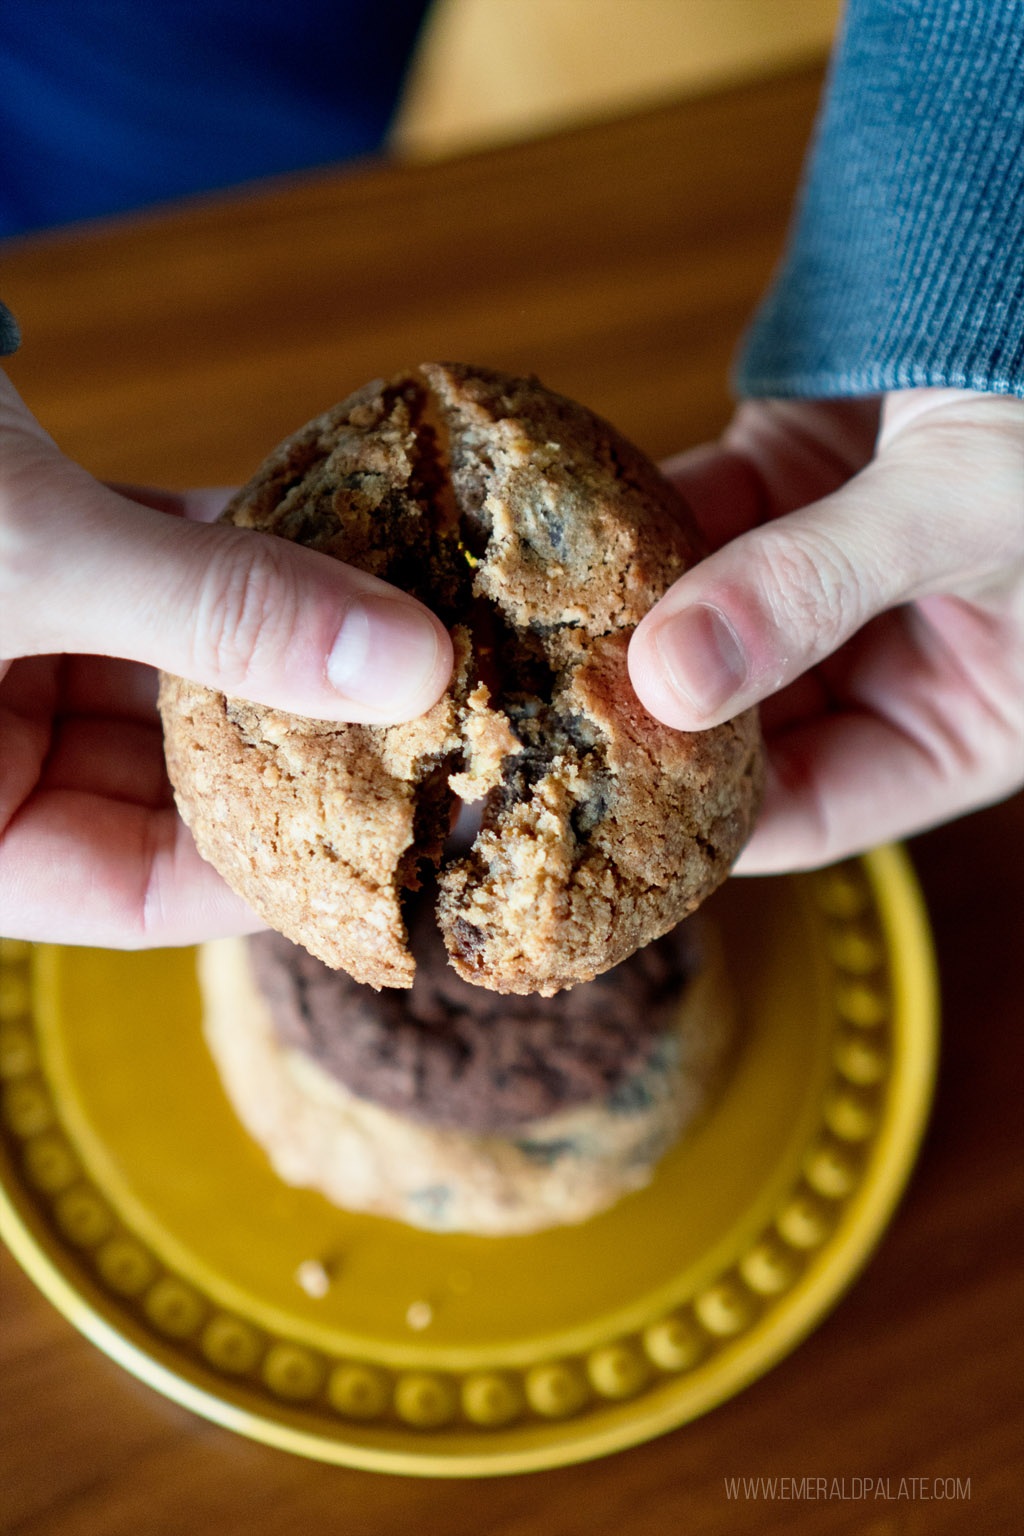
[0,372,453,949]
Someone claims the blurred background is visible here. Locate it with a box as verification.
[1,0,842,240]
[1,0,844,486]
[394,0,840,159]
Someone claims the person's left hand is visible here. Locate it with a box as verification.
[628,388,1024,870]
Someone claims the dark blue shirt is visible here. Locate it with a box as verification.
[0,0,429,238]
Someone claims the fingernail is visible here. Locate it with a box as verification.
[327,595,440,712]
[653,603,747,716]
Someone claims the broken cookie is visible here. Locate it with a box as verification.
[159,364,763,994]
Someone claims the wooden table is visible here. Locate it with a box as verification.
[3,65,1022,1536]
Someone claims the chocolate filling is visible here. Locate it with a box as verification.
[248,901,699,1133]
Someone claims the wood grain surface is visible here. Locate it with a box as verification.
[2,66,1023,1535]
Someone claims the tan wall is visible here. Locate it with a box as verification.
[394,0,842,158]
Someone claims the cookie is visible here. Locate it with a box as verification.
[160,364,762,993]
[199,920,734,1235]
[248,892,702,1133]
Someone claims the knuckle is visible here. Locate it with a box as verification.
[189,532,297,691]
[757,525,865,652]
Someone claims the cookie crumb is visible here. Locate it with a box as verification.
[295,1258,332,1298]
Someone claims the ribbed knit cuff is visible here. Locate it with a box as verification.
[0,299,19,356]
[736,0,1024,399]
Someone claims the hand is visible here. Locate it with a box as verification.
[0,373,453,947]
[628,389,1024,871]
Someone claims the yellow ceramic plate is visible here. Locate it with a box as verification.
[0,848,936,1477]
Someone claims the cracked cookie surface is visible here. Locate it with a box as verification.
[159,364,762,993]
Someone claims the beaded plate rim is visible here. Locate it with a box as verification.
[0,846,937,1477]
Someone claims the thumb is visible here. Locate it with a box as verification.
[628,391,1020,730]
[1,388,452,725]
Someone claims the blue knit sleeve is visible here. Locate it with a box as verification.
[735,0,1024,399]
